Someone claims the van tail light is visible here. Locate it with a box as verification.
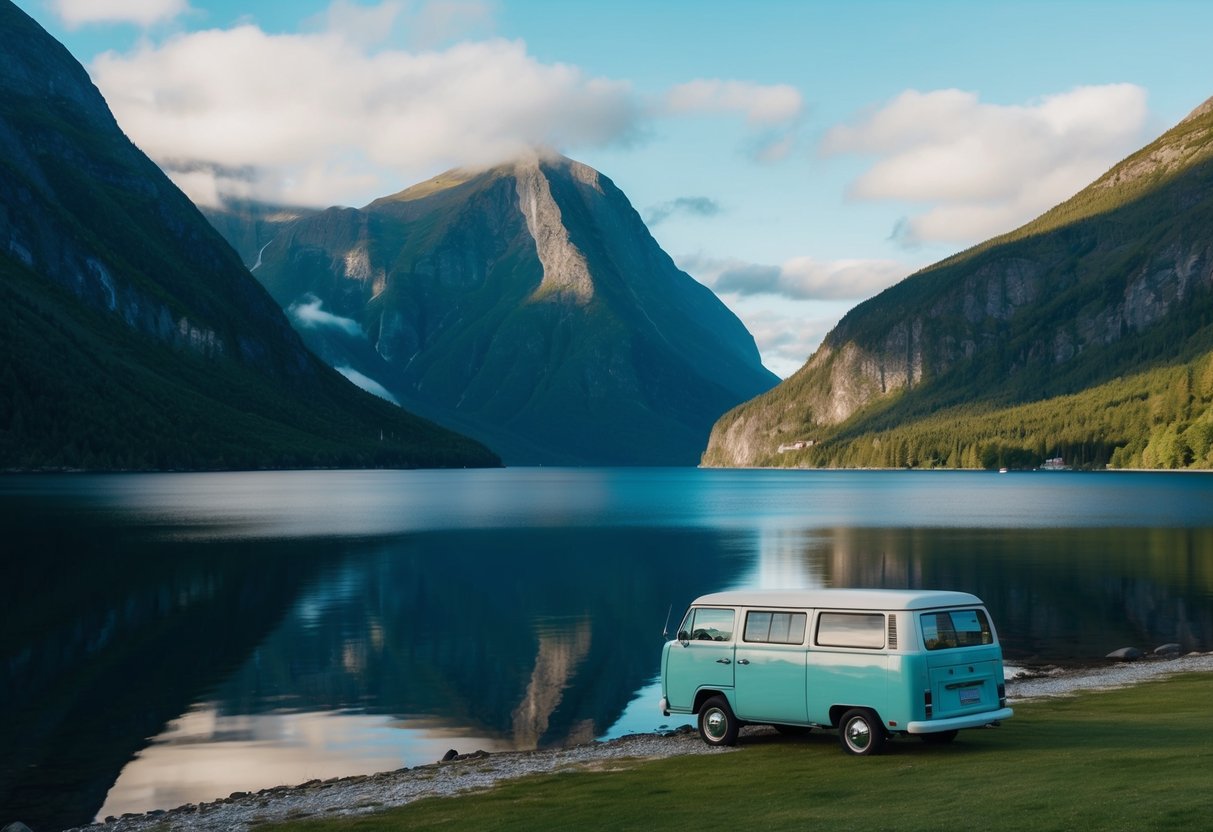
[924,690,933,719]
[998,683,1006,708]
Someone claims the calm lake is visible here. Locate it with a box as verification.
[3,468,1212,829]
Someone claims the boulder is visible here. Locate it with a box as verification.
[1106,647,1143,661]
[1153,643,1181,655]
[3,823,34,832]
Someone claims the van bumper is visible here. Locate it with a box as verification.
[906,707,1013,734]
[659,697,670,716]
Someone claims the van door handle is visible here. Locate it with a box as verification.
[736,659,750,665]
[716,658,731,664]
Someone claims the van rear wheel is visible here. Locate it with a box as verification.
[698,696,739,747]
[839,708,885,756]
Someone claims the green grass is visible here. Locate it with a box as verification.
[262,673,1213,832]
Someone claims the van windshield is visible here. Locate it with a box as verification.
[679,607,734,642]
[920,609,993,650]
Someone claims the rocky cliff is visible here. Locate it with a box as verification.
[705,95,1213,469]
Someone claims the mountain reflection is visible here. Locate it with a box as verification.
[795,526,1213,660]
[210,528,745,747]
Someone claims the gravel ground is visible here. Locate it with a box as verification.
[61,652,1213,832]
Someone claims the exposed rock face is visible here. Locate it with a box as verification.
[704,94,1213,467]
[513,155,594,303]
[219,153,777,465]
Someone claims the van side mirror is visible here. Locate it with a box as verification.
[677,630,690,644]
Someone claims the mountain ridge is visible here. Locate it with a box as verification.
[0,0,499,470]
[210,151,778,465]
[704,94,1213,469]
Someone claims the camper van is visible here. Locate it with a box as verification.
[660,588,1013,755]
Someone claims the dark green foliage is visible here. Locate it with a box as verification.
[758,352,1213,470]
[0,256,500,469]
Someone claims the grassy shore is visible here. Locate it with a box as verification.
[263,673,1213,832]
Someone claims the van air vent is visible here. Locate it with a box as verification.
[887,614,898,649]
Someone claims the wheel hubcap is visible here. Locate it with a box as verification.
[705,709,727,740]
[846,718,871,751]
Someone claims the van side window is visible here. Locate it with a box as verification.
[681,608,735,642]
[743,611,807,644]
[920,609,993,650]
[815,612,885,649]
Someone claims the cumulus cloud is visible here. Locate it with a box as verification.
[663,79,805,163]
[681,254,909,301]
[663,79,803,125]
[738,305,838,378]
[408,0,497,48]
[306,0,405,47]
[53,0,189,27]
[821,84,1149,246]
[91,19,641,207]
[645,196,721,227]
[288,295,365,337]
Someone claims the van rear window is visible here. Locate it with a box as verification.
[815,612,885,649]
[920,609,993,650]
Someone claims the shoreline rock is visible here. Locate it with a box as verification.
[55,653,1213,832]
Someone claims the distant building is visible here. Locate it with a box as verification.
[777,440,815,453]
[1040,457,1070,471]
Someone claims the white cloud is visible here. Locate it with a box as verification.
[821,85,1149,245]
[737,304,838,378]
[288,295,365,337]
[664,79,803,125]
[307,0,404,47]
[52,0,189,27]
[681,254,909,301]
[91,21,641,207]
[409,0,497,48]
[645,196,721,227]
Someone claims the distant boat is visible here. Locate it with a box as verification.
[1040,457,1070,471]
[999,467,1008,474]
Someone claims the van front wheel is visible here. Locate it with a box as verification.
[839,708,885,756]
[698,696,739,747]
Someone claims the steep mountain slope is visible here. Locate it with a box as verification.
[0,1,498,470]
[705,96,1213,469]
[234,153,778,465]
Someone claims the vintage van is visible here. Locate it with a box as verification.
[660,588,1013,754]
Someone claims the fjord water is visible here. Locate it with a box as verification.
[3,469,1212,829]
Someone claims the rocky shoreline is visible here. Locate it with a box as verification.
[40,652,1212,832]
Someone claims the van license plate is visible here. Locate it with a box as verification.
[960,688,981,705]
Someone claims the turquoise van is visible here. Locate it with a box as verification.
[660,589,1013,754]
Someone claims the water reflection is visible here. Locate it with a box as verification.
[97,706,510,819]
[3,469,1212,830]
[750,525,1213,660]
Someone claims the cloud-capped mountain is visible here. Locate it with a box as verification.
[209,152,778,465]
[0,0,498,470]
[704,96,1213,470]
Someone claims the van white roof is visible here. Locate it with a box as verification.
[691,588,983,611]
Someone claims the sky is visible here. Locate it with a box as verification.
[15,0,1213,376]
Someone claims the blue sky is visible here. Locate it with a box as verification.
[16,0,1213,375]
